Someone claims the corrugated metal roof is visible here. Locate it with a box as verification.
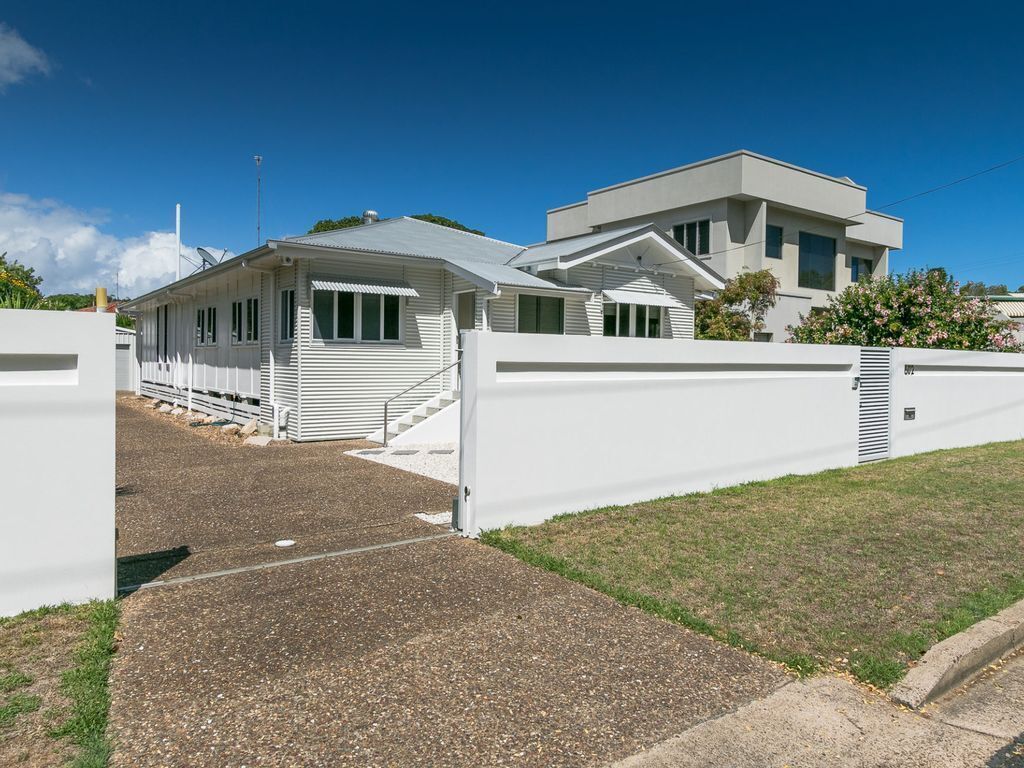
[289,217,523,265]
[602,289,682,308]
[311,277,419,297]
[287,217,589,293]
[992,297,1024,318]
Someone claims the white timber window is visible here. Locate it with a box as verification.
[195,306,217,346]
[312,289,402,343]
[231,298,259,345]
[603,303,662,338]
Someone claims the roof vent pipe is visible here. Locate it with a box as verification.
[362,210,379,225]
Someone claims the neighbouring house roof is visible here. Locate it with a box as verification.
[990,295,1024,319]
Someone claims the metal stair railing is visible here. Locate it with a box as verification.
[382,356,461,447]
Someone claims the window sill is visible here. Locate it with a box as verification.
[310,339,405,347]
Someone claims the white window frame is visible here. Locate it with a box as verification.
[279,289,295,342]
[195,306,218,347]
[671,217,711,257]
[311,289,404,345]
[603,302,664,338]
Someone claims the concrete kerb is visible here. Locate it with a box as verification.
[891,598,1024,709]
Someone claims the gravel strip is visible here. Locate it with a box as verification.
[345,442,459,485]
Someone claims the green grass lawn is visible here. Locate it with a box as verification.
[482,440,1024,688]
[0,601,119,767]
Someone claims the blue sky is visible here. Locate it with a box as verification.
[1,0,1022,295]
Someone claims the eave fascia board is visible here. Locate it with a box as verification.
[121,243,276,311]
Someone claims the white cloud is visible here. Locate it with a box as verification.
[0,191,227,298]
[0,24,50,92]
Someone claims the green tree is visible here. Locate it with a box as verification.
[960,281,1009,296]
[43,293,97,310]
[696,269,780,341]
[788,269,1022,352]
[307,213,483,236]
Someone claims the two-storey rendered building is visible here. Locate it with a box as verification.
[546,151,904,340]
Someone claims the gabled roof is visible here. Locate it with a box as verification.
[509,223,725,291]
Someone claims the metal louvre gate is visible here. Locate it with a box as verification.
[858,347,892,463]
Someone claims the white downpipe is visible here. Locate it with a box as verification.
[187,351,193,413]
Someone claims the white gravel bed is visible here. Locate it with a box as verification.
[345,443,459,485]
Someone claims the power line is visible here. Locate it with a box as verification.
[648,152,1024,268]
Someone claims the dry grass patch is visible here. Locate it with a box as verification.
[0,602,118,767]
[483,441,1024,687]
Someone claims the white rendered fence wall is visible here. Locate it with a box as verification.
[458,333,861,536]
[0,310,115,616]
[889,348,1024,457]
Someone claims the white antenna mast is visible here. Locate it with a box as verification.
[175,203,181,281]
[254,155,263,246]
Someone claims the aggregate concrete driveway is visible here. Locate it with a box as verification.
[109,398,788,767]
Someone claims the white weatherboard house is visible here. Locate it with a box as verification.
[548,150,904,341]
[124,214,724,442]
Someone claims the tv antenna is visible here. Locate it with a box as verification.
[254,155,263,246]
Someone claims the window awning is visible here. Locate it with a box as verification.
[602,289,682,308]
[311,277,419,297]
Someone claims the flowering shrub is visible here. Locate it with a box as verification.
[788,270,1022,352]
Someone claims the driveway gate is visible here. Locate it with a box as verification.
[858,347,892,463]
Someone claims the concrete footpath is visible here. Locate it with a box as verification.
[614,651,1024,768]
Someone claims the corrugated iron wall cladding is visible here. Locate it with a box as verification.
[664,275,695,339]
[563,263,696,339]
[138,269,264,399]
[490,293,516,333]
[297,261,447,441]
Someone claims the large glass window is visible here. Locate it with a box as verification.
[361,293,381,341]
[517,295,564,334]
[603,303,663,338]
[765,225,783,259]
[798,232,836,291]
[311,289,399,342]
[313,291,335,340]
[672,219,710,256]
[336,292,355,339]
